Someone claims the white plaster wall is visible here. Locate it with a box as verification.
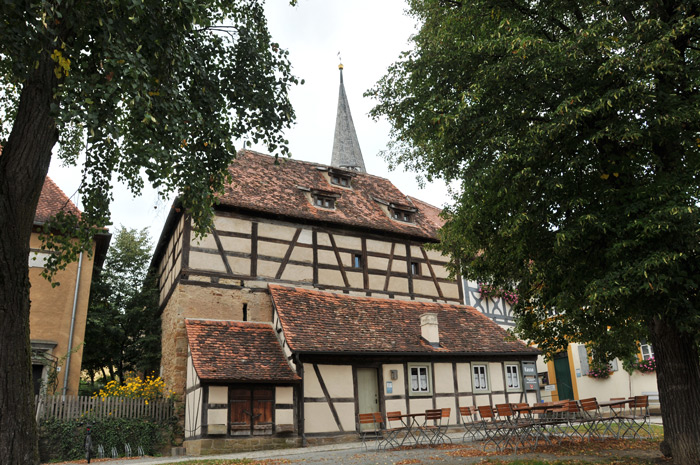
[214,216,251,234]
[456,363,472,392]
[276,386,294,404]
[209,386,227,404]
[303,364,323,398]
[490,362,504,391]
[276,408,294,426]
[317,365,354,398]
[433,363,454,394]
[304,403,338,433]
[382,364,405,396]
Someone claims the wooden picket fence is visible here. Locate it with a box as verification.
[35,395,174,422]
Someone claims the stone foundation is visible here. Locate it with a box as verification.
[184,436,302,455]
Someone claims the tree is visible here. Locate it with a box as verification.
[0,1,298,463]
[82,227,160,390]
[369,1,700,463]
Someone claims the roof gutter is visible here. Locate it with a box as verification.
[61,251,83,398]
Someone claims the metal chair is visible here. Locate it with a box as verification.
[459,406,481,442]
[378,410,406,449]
[358,412,380,450]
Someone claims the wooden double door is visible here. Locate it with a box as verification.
[229,386,274,436]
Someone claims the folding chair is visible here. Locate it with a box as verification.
[433,408,452,445]
[378,411,406,449]
[417,408,443,445]
[579,398,604,439]
[620,395,652,439]
[459,406,481,442]
[358,412,380,450]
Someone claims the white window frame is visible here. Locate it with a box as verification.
[408,364,432,396]
[472,363,490,392]
[505,363,522,391]
[640,342,654,360]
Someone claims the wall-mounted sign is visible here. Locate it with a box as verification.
[544,384,556,391]
[386,381,393,394]
[575,368,582,378]
[521,361,537,375]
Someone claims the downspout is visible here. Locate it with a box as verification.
[62,251,83,398]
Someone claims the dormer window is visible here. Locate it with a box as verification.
[328,168,355,189]
[330,174,350,187]
[314,195,336,209]
[390,207,415,223]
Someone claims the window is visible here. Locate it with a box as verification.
[408,364,432,395]
[472,364,489,391]
[640,342,654,360]
[391,208,414,223]
[410,261,420,275]
[505,364,521,390]
[313,194,335,209]
[330,174,351,187]
[352,254,363,269]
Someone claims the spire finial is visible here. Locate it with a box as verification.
[330,61,366,173]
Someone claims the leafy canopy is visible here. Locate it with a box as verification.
[369,0,700,360]
[0,0,299,277]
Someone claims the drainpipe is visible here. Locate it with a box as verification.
[62,251,83,399]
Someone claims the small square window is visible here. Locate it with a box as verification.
[472,364,489,391]
[410,261,420,275]
[352,254,362,269]
[640,342,654,360]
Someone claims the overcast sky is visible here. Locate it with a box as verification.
[47,0,453,244]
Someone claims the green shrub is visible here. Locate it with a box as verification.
[39,416,176,462]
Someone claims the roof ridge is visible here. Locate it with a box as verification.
[268,283,473,311]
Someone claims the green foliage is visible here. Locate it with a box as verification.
[0,0,299,281]
[83,227,161,384]
[369,0,700,360]
[39,416,176,462]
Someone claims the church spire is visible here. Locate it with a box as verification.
[331,64,366,173]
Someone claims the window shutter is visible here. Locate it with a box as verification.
[577,345,589,376]
[608,358,619,371]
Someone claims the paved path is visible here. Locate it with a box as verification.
[59,416,665,465]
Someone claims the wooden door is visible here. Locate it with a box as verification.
[553,353,574,400]
[229,386,274,436]
[357,368,379,431]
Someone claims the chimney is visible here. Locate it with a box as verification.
[420,313,440,347]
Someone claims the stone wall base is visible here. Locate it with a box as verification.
[184,436,302,456]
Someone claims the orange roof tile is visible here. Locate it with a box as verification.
[34,177,81,224]
[185,319,300,383]
[269,284,539,356]
[217,151,444,240]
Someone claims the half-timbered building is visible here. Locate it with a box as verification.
[152,67,539,455]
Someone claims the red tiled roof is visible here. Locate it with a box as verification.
[269,284,539,356]
[34,177,81,224]
[185,319,300,383]
[217,150,444,240]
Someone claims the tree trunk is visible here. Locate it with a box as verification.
[0,54,59,465]
[650,316,700,464]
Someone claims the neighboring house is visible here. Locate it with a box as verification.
[30,177,110,396]
[464,280,660,408]
[152,67,540,455]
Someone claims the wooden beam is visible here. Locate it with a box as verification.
[328,233,350,288]
[250,222,258,277]
[312,364,344,432]
[420,246,445,299]
[211,228,233,275]
[275,228,302,280]
[383,242,395,292]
